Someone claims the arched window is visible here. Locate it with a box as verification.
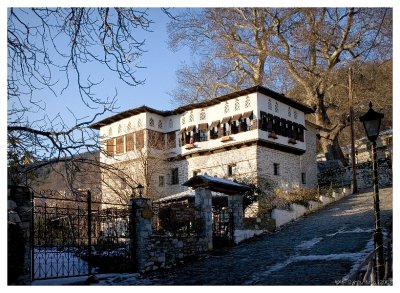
[294,111,298,120]
[275,102,279,113]
[149,117,154,127]
[288,107,292,118]
[137,118,142,128]
[127,122,132,131]
[108,127,113,137]
[158,120,163,129]
[169,119,173,128]
[189,111,194,122]
[268,98,272,110]
[118,124,122,134]
[182,116,186,125]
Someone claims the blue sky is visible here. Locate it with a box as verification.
[18,8,192,128]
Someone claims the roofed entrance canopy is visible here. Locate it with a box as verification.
[182,175,250,195]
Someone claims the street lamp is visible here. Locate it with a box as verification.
[359,101,385,283]
[136,183,144,198]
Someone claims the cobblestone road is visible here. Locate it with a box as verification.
[140,188,392,285]
[101,188,393,285]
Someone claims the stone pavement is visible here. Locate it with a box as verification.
[91,187,393,285]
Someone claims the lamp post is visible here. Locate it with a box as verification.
[359,101,385,283]
[136,183,144,198]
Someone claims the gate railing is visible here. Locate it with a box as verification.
[32,191,132,280]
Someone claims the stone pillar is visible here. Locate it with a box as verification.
[228,194,243,229]
[132,198,152,272]
[195,188,213,250]
[8,186,32,285]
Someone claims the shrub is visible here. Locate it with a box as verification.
[271,186,320,209]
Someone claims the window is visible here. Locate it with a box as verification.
[301,172,306,185]
[275,102,279,113]
[135,130,144,149]
[137,118,142,128]
[148,130,165,150]
[231,114,242,134]
[200,109,206,120]
[227,164,235,177]
[220,117,231,136]
[210,121,220,139]
[125,133,134,152]
[273,163,280,176]
[224,102,230,113]
[189,111,194,122]
[116,136,124,154]
[158,120,163,129]
[159,176,165,187]
[234,99,240,111]
[268,98,272,110]
[108,127,113,137]
[245,96,251,108]
[106,138,115,156]
[198,123,208,141]
[169,119,173,128]
[127,122,132,131]
[288,107,292,118]
[167,131,176,149]
[294,111,298,120]
[182,116,186,125]
[149,117,154,127]
[171,168,179,185]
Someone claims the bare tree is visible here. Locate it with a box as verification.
[168,8,392,163]
[7,8,153,184]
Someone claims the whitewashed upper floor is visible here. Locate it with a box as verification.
[90,86,314,164]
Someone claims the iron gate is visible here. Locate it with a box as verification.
[32,191,133,280]
[212,207,234,248]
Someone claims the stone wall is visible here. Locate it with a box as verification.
[134,188,213,273]
[318,158,392,189]
[8,186,32,285]
[271,187,352,228]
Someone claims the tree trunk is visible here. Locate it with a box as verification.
[313,92,348,166]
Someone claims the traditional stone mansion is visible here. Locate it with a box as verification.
[91,85,318,201]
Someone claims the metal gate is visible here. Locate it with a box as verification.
[212,207,234,248]
[32,191,133,281]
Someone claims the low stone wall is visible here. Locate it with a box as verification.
[271,187,351,228]
[318,158,392,189]
[139,235,209,272]
[135,188,214,273]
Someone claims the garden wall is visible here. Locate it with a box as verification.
[318,158,392,189]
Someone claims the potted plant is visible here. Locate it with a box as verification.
[268,131,278,139]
